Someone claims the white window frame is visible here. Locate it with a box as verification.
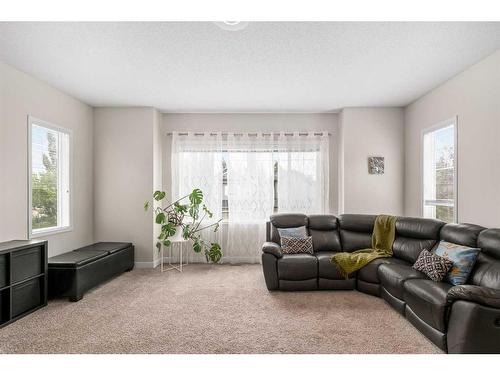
[28,116,73,238]
[421,116,458,223]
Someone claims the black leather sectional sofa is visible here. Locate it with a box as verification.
[261,213,500,353]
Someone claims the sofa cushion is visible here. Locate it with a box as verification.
[339,231,372,252]
[434,241,480,285]
[309,214,342,252]
[440,223,485,248]
[392,217,444,263]
[317,251,354,280]
[413,249,454,282]
[308,215,338,231]
[281,236,314,254]
[403,279,452,332]
[472,229,500,290]
[392,237,438,264]
[395,217,444,240]
[269,214,308,243]
[378,263,427,300]
[478,228,500,259]
[339,214,376,252]
[277,254,318,280]
[470,253,500,290]
[338,214,377,232]
[357,257,409,284]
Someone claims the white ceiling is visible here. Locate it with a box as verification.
[0,22,499,112]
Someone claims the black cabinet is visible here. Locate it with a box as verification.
[0,240,48,328]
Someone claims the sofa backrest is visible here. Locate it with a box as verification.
[267,213,342,252]
[393,217,444,263]
[267,213,309,244]
[471,228,500,289]
[338,214,376,252]
[439,223,485,247]
[308,215,342,252]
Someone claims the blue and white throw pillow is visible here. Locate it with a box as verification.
[277,226,308,239]
[434,241,480,285]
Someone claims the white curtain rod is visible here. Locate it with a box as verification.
[166,131,331,136]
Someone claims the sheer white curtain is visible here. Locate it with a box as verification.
[224,133,274,263]
[169,130,330,264]
[171,132,223,262]
[276,131,329,214]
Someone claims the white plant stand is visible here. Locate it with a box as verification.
[161,231,189,272]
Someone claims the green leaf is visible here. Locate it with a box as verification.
[193,240,202,253]
[173,202,188,214]
[189,188,203,205]
[162,223,176,237]
[182,225,191,239]
[155,212,166,224]
[207,243,222,263]
[189,206,199,220]
[153,190,166,201]
[162,240,171,247]
[144,201,150,211]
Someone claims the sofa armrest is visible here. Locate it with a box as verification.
[262,242,283,258]
[447,285,500,309]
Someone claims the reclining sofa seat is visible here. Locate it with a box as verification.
[377,217,445,313]
[340,215,443,297]
[263,214,350,291]
[380,222,484,351]
[262,213,500,353]
[446,227,500,353]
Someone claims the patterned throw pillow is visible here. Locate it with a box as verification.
[434,241,481,285]
[413,249,454,282]
[281,236,314,254]
[277,226,308,238]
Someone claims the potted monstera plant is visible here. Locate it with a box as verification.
[144,189,223,263]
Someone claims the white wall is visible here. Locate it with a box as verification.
[160,113,339,214]
[152,108,162,265]
[0,62,94,257]
[339,107,405,215]
[404,50,500,227]
[93,107,156,265]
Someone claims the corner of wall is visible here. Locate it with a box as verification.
[337,109,345,215]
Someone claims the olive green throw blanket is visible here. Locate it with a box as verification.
[331,215,397,279]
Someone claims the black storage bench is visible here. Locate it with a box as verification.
[48,242,134,302]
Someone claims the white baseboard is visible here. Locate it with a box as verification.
[135,256,261,269]
[134,261,157,269]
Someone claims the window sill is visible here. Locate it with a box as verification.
[30,225,73,239]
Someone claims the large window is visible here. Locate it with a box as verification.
[171,131,329,263]
[172,132,329,221]
[29,117,71,237]
[422,118,456,223]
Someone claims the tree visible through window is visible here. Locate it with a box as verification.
[30,119,71,235]
[423,120,456,223]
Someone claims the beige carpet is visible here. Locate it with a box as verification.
[0,264,442,354]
